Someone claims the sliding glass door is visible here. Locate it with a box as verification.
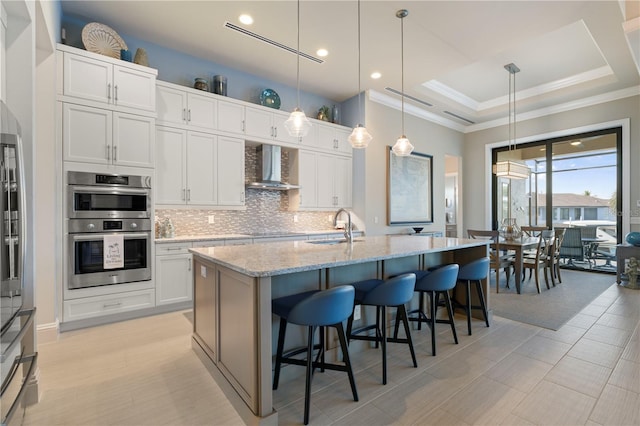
[492,127,622,273]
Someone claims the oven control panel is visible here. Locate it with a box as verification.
[68,219,151,234]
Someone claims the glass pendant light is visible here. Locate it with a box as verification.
[285,0,312,138]
[348,0,372,148]
[493,63,530,179]
[391,9,413,157]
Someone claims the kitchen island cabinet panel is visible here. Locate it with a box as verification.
[194,259,217,363]
[217,267,258,409]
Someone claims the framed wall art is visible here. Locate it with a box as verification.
[387,147,434,225]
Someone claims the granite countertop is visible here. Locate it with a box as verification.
[155,230,352,244]
[190,235,488,277]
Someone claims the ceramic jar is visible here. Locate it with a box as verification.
[194,78,209,92]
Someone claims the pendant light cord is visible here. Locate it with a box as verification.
[508,71,512,152]
[401,13,405,136]
[357,0,362,124]
[296,0,301,108]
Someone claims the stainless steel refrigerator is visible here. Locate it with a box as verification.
[0,100,37,426]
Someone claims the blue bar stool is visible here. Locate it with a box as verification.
[346,274,418,385]
[272,285,358,425]
[453,257,490,335]
[406,264,460,356]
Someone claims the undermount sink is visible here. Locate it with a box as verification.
[306,239,363,245]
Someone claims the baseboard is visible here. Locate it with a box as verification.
[58,301,192,332]
[37,321,60,344]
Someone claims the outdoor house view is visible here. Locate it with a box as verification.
[495,131,619,273]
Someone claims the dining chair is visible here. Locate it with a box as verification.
[467,230,514,293]
[549,228,566,284]
[559,227,585,266]
[521,226,548,238]
[522,230,554,293]
[521,226,548,258]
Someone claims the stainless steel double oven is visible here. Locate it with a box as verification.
[67,171,152,290]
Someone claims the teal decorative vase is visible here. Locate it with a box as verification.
[625,232,640,246]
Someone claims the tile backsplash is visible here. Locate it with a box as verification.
[155,146,336,237]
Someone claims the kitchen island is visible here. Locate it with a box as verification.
[190,235,489,424]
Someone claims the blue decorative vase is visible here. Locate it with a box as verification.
[625,232,640,246]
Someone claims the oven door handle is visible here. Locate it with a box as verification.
[70,232,150,241]
[69,185,150,195]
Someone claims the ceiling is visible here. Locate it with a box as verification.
[61,1,640,132]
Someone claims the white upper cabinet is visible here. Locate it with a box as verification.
[217,99,245,135]
[215,136,245,206]
[317,153,352,208]
[297,150,318,209]
[62,102,154,168]
[156,82,217,131]
[155,126,244,208]
[316,122,352,155]
[60,46,156,114]
[289,150,351,211]
[244,106,302,146]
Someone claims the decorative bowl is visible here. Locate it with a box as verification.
[412,227,424,234]
[625,232,640,246]
[260,88,281,109]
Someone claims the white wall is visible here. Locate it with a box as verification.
[1,3,6,100]
[33,0,60,331]
[357,92,465,236]
[1,0,59,330]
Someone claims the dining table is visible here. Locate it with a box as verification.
[492,236,540,294]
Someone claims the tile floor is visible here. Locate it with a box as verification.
[19,278,640,426]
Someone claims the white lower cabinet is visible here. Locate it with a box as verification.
[156,243,193,306]
[63,289,155,321]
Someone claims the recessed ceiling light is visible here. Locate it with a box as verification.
[371,72,381,79]
[316,48,328,57]
[239,14,253,25]
[570,140,582,146]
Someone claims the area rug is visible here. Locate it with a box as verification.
[489,269,615,330]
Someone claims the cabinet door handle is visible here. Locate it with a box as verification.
[114,85,118,102]
[182,189,186,200]
[241,120,245,132]
[240,192,245,202]
[106,145,111,160]
[182,108,187,122]
[187,258,192,271]
[187,189,191,201]
[113,146,117,162]
[107,83,111,100]
[188,109,192,122]
[166,247,183,251]
[103,301,122,308]
[274,127,278,138]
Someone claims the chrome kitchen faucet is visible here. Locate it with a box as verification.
[333,208,353,243]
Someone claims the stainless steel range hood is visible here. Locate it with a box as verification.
[246,145,300,190]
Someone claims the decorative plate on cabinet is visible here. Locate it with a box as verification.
[82,22,128,59]
[260,88,281,109]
